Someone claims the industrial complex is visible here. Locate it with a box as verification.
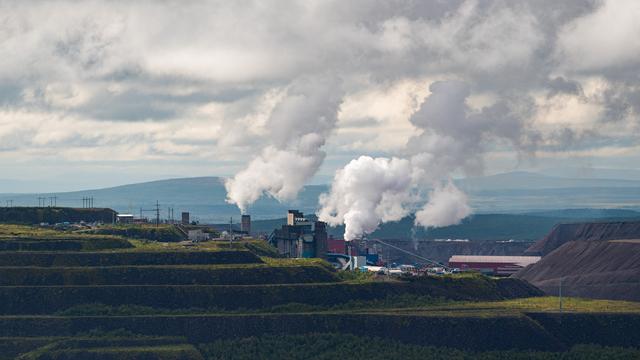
[0,205,545,276]
[268,210,328,259]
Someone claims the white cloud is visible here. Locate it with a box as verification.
[556,0,640,72]
[0,0,639,189]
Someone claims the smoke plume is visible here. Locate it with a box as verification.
[319,80,532,240]
[225,76,342,213]
[318,156,414,241]
[414,182,472,228]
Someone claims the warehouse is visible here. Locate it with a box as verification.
[448,255,541,276]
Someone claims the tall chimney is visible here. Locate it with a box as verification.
[241,214,251,234]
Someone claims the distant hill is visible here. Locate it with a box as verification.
[0,177,325,223]
[455,171,640,191]
[520,208,640,219]
[1,172,640,223]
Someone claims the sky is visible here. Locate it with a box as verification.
[2,0,640,192]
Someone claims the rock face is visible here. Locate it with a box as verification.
[515,221,640,301]
[524,221,640,255]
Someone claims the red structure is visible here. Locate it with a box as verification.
[327,237,345,253]
[448,255,541,276]
[327,236,362,255]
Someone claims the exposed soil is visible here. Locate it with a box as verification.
[515,239,640,301]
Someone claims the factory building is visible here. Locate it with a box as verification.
[270,210,327,259]
[448,255,541,276]
[116,214,134,224]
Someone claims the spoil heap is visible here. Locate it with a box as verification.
[515,221,640,301]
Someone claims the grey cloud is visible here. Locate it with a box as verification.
[0,0,639,178]
[547,77,584,98]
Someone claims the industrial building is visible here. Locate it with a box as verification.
[448,255,541,276]
[269,210,328,259]
[116,214,134,224]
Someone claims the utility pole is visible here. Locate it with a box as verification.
[155,201,160,227]
[347,242,353,271]
[559,277,563,314]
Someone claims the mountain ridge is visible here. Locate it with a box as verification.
[2,172,640,222]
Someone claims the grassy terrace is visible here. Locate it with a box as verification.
[16,295,636,317]
[0,224,639,358]
[360,296,640,317]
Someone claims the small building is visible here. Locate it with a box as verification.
[448,255,541,276]
[270,210,327,259]
[181,212,190,225]
[116,214,134,224]
[188,229,210,242]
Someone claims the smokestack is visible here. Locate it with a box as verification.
[314,221,328,260]
[241,214,251,234]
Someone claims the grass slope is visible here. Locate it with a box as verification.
[1,224,640,357]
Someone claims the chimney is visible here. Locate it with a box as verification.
[241,214,251,234]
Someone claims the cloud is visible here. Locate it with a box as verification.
[0,0,639,188]
[556,0,640,72]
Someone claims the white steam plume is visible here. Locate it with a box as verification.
[225,77,343,213]
[319,80,532,240]
[318,156,414,241]
[414,182,471,228]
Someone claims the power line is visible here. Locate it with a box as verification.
[139,201,162,227]
[82,197,95,208]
